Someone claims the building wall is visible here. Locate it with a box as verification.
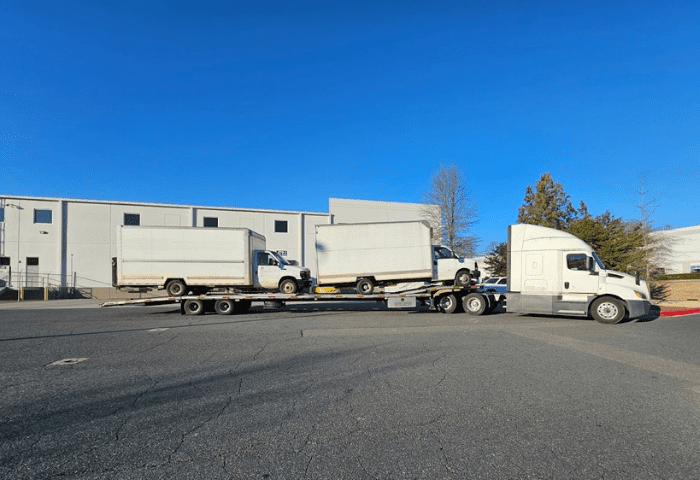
[0,196,329,290]
[655,225,700,274]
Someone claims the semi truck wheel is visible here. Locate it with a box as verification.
[463,293,486,315]
[356,278,374,295]
[279,279,298,294]
[454,270,471,287]
[166,279,187,297]
[437,293,459,314]
[183,299,204,315]
[215,299,234,315]
[591,297,625,324]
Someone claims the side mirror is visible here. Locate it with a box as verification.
[635,271,640,285]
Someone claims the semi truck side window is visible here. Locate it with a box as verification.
[566,254,587,271]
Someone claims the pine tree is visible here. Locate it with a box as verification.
[517,172,577,229]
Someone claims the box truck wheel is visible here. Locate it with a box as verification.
[215,299,235,315]
[463,293,487,315]
[356,278,374,295]
[436,293,459,314]
[166,279,187,297]
[183,299,204,315]
[279,279,298,294]
[454,270,471,287]
[591,297,625,324]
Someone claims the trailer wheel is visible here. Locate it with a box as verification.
[279,279,298,294]
[356,278,375,295]
[437,293,459,314]
[591,297,625,324]
[463,293,487,316]
[166,279,187,297]
[183,299,204,316]
[454,270,471,287]
[215,299,235,315]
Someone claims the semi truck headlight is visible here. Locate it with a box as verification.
[634,290,647,300]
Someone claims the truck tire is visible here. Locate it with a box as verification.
[454,270,471,287]
[437,293,459,314]
[591,297,625,324]
[356,278,374,295]
[484,294,499,314]
[279,279,298,294]
[215,299,235,315]
[166,279,187,297]
[463,293,487,316]
[183,299,204,316]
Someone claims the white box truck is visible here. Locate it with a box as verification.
[314,221,476,294]
[113,226,311,296]
[461,224,651,323]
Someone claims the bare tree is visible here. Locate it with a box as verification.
[635,175,675,280]
[422,164,479,257]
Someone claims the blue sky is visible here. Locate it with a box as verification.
[2,0,699,252]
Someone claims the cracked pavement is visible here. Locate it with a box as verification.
[1,302,699,478]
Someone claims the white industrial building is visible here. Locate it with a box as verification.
[0,195,433,298]
[654,225,700,274]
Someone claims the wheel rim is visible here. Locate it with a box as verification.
[282,282,295,294]
[597,302,619,320]
[458,273,469,284]
[440,297,453,311]
[188,303,200,313]
[218,302,231,313]
[467,298,481,312]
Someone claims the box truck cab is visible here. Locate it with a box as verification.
[506,224,651,324]
[432,245,477,286]
[254,250,311,293]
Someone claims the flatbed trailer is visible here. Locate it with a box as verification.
[99,286,490,316]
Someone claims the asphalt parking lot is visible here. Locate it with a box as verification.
[1,300,699,479]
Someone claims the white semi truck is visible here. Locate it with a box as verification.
[462,224,651,324]
[112,226,312,296]
[314,221,476,294]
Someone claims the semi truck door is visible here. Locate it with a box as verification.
[562,253,599,294]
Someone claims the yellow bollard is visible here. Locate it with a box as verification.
[44,286,49,301]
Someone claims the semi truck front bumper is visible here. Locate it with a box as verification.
[627,299,651,319]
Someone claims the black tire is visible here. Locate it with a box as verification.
[183,299,204,316]
[214,299,235,315]
[356,278,374,295]
[591,297,625,324]
[484,294,498,314]
[166,279,187,297]
[279,278,298,294]
[463,292,487,316]
[454,270,471,287]
[234,299,252,314]
[437,293,459,314]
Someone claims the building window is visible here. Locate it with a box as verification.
[203,217,218,228]
[26,257,39,266]
[0,257,9,266]
[124,213,140,226]
[0,207,4,223]
[275,220,288,233]
[34,209,52,224]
